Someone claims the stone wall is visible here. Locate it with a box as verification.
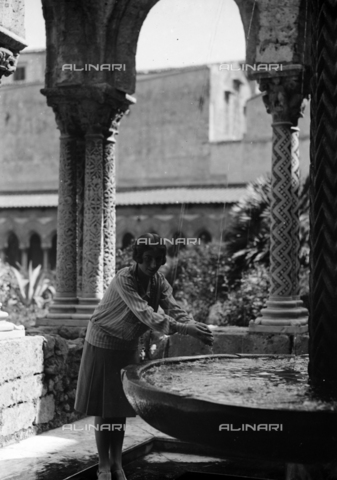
[0,330,86,447]
[0,336,44,446]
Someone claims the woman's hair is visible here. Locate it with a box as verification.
[132,233,166,265]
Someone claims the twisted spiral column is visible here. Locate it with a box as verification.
[308,0,337,386]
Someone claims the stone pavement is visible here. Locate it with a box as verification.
[0,416,169,480]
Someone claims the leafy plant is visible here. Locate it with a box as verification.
[223,175,310,284]
[11,262,56,308]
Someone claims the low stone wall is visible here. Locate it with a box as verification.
[143,326,309,361]
[0,326,308,447]
[0,336,44,446]
[0,330,86,447]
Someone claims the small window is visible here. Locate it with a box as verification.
[13,66,25,81]
[224,91,231,103]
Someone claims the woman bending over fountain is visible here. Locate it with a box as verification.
[75,233,214,480]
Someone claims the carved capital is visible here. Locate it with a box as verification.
[259,75,310,125]
[0,47,19,79]
[41,85,130,137]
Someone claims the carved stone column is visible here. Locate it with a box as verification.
[249,75,309,333]
[103,111,124,292]
[36,87,131,326]
[309,0,337,386]
[290,126,301,300]
[20,247,28,271]
[42,245,49,271]
[49,134,78,313]
[80,131,104,301]
[76,139,85,299]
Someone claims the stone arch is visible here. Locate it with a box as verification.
[27,232,43,268]
[167,230,186,257]
[121,232,135,249]
[196,229,212,244]
[22,221,45,248]
[42,0,251,95]
[48,230,57,270]
[4,231,21,267]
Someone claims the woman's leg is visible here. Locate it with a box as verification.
[94,416,126,472]
[95,416,112,472]
[108,417,126,471]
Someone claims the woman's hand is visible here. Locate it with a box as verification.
[186,322,214,346]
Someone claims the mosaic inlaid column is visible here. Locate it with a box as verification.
[51,134,77,308]
[290,126,301,300]
[250,75,308,333]
[102,110,125,292]
[76,139,85,299]
[80,132,104,302]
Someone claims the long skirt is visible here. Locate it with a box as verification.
[75,341,139,418]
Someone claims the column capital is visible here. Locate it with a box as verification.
[0,47,19,80]
[258,74,310,126]
[41,85,133,136]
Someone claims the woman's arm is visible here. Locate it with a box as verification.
[115,272,189,335]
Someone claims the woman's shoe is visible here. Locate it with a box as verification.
[111,469,127,480]
[97,471,112,480]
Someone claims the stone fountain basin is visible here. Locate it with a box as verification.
[122,354,337,465]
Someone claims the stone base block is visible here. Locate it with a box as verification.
[0,374,44,409]
[293,334,309,355]
[249,323,308,334]
[36,317,90,327]
[242,332,290,354]
[168,334,213,357]
[0,330,25,340]
[0,337,44,384]
[0,402,36,437]
[36,395,55,424]
[167,327,299,357]
[212,327,246,354]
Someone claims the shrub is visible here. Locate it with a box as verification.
[218,263,310,327]
[220,264,270,327]
[115,244,134,271]
[168,243,228,322]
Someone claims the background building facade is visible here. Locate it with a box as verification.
[0,50,310,268]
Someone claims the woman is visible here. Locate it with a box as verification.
[75,233,214,480]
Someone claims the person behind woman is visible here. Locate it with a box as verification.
[75,233,213,480]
